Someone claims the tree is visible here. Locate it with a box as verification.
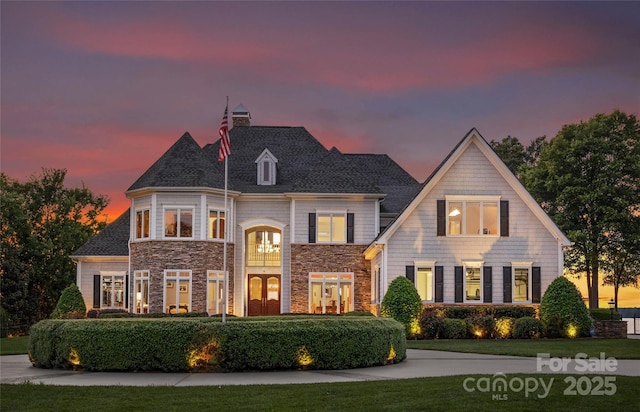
[602,219,640,310]
[489,135,548,178]
[522,110,640,308]
[0,169,108,332]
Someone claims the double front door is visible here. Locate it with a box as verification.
[248,274,280,316]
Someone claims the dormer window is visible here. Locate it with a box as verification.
[255,149,278,186]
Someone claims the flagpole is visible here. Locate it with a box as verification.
[222,96,229,323]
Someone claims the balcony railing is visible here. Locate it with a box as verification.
[247,242,280,266]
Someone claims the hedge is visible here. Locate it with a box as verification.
[29,317,406,372]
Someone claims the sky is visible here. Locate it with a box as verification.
[2,1,639,222]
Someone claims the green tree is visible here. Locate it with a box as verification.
[0,169,108,331]
[489,135,548,178]
[602,220,640,310]
[522,110,640,308]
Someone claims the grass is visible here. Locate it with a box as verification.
[2,375,638,411]
[0,336,29,355]
[406,338,640,359]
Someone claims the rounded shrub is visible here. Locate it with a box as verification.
[494,317,515,339]
[51,284,86,319]
[441,318,467,339]
[540,277,592,338]
[28,317,406,372]
[512,316,543,339]
[380,277,423,337]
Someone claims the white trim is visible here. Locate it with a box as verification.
[308,272,354,314]
[374,200,380,235]
[163,269,192,314]
[462,263,483,303]
[512,263,533,303]
[239,217,287,231]
[315,210,347,244]
[290,199,296,244]
[151,193,157,239]
[161,206,195,240]
[200,194,207,240]
[414,261,436,302]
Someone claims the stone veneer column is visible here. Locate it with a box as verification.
[130,241,234,314]
[290,244,370,313]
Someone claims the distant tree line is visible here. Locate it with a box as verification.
[490,110,640,309]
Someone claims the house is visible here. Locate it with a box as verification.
[71,105,570,316]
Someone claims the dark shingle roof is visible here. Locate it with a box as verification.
[345,154,421,213]
[128,132,224,191]
[71,209,130,257]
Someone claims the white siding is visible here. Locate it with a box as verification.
[385,142,562,302]
[76,260,129,309]
[293,198,378,244]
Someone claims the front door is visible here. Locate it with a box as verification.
[248,274,281,316]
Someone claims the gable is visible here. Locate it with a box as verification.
[365,128,570,258]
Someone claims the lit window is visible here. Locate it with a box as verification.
[133,271,149,314]
[246,227,281,266]
[135,209,150,239]
[513,264,532,302]
[317,213,346,243]
[309,273,354,314]
[207,271,225,315]
[447,199,498,235]
[416,267,434,302]
[164,270,191,313]
[464,266,482,302]
[164,208,193,238]
[208,210,225,240]
[101,273,126,309]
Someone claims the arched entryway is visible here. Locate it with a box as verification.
[246,226,281,316]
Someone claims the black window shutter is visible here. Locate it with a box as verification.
[435,266,444,302]
[347,213,354,243]
[503,267,512,303]
[405,265,415,283]
[454,266,463,303]
[93,274,101,308]
[500,200,509,237]
[437,200,446,236]
[308,213,316,243]
[532,267,541,303]
[483,267,492,303]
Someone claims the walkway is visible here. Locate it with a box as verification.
[2,349,639,386]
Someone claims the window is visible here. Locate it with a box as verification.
[134,271,149,314]
[135,209,150,239]
[207,271,225,315]
[512,263,532,302]
[255,149,277,185]
[208,209,225,240]
[464,265,482,302]
[317,213,346,243]
[164,270,191,313]
[101,273,126,309]
[263,161,270,183]
[447,198,498,235]
[416,267,434,302]
[164,208,193,238]
[309,273,353,314]
[246,227,281,266]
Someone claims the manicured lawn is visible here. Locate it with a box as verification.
[2,375,638,411]
[406,338,640,359]
[0,336,29,356]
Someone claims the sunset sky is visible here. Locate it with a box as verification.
[2,2,639,212]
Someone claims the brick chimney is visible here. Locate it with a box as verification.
[231,104,251,127]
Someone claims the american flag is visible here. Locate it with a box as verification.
[218,105,230,162]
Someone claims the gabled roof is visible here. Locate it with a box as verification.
[365,128,571,257]
[71,209,131,257]
[128,132,224,192]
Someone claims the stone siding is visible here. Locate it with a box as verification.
[130,241,234,314]
[593,320,628,339]
[290,244,370,313]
